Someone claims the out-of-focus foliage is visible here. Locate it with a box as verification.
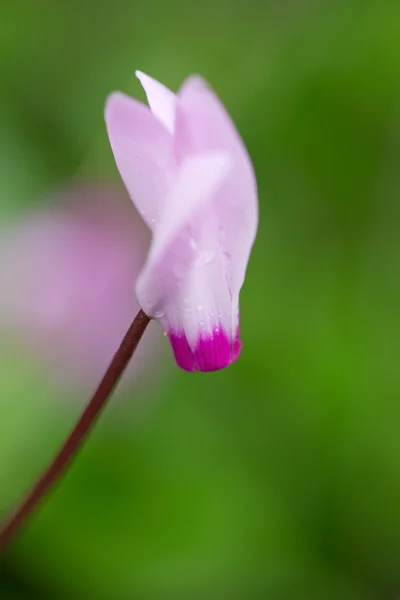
[1,0,400,598]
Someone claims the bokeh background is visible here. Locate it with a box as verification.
[1,0,400,598]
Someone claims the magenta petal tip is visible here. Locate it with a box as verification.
[169,327,241,373]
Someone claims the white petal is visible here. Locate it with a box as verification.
[105,91,174,230]
[136,150,232,321]
[176,76,258,300]
[136,70,176,134]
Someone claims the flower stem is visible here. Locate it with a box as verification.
[0,309,151,553]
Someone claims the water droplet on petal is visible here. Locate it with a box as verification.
[154,310,165,319]
[202,250,215,264]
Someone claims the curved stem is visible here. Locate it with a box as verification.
[0,309,150,553]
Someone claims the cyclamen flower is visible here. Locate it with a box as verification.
[105,72,258,372]
[0,183,157,388]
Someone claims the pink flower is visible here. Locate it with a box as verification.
[105,72,258,372]
[0,183,158,388]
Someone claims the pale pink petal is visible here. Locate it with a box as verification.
[175,76,258,300]
[136,150,239,372]
[136,150,232,320]
[136,70,176,134]
[0,183,159,390]
[105,92,175,230]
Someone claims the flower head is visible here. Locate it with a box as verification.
[105,72,258,372]
[0,183,157,388]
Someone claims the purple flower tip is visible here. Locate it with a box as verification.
[169,326,241,372]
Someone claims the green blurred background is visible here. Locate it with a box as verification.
[1,0,400,598]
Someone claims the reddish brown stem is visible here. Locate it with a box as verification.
[0,309,150,553]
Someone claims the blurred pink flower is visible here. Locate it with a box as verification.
[0,182,160,388]
[105,71,258,372]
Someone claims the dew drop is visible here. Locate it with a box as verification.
[202,250,215,264]
[154,310,165,319]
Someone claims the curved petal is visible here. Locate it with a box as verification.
[136,150,242,372]
[136,70,176,134]
[105,91,174,230]
[175,76,258,299]
[168,256,240,371]
[0,184,157,387]
[136,150,232,321]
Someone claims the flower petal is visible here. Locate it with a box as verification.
[166,250,240,371]
[136,150,232,319]
[136,70,176,134]
[176,76,258,299]
[105,91,174,230]
[0,183,157,388]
